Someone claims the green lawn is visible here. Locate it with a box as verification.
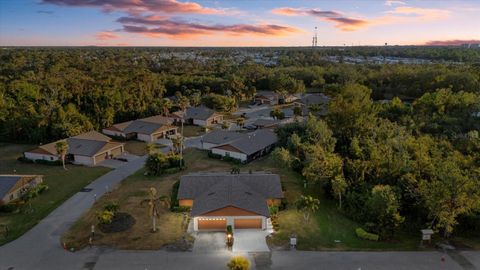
[181,125,205,137]
[0,144,110,246]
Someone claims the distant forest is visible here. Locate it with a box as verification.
[0,46,479,143]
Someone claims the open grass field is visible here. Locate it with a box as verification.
[0,144,110,246]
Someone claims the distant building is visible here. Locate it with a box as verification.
[254,91,279,105]
[24,131,124,166]
[0,175,43,205]
[184,107,223,127]
[103,115,178,142]
[210,129,277,163]
[294,93,331,116]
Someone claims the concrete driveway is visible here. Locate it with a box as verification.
[184,136,203,149]
[98,159,127,169]
[193,232,227,253]
[233,230,270,252]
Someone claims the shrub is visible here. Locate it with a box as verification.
[0,204,18,213]
[226,225,233,234]
[208,151,222,159]
[355,227,379,241]
[103,202,120,213]
[227,256,250,270]
[17,156,34,163]
[97,210,115,225]
[172,206,191,212]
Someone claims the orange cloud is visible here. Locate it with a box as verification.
[43,0,224,15]
[118,16,300,38]
[95,31,118,40]
[273,6,450,31]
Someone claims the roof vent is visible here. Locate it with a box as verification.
[207,192,216,196]
[245,191,252,195]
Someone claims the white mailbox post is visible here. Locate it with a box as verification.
[421,229,434,245]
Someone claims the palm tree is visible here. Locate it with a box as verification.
[145,143,155,155]
[177,95,190,112]
[160,98,172,116]
[55,140,69,170]
[296,195,320,222]
[171,136,183,154]
[148,187,158,232]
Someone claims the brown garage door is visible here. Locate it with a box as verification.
[95,153,107,164]
[197,218,227,230]
[234,218,262,229]
[111,146,123,157]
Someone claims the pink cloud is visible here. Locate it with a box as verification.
[95,31,118,40]
[118,16,300,38]
[42,0,224,14]
[272,8,367,31]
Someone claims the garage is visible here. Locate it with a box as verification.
[94,153,107,164]
[234,218,262,229]
[197,218,227,230]
[111,146,123,157]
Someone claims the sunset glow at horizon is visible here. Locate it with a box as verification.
[1,0,479,47]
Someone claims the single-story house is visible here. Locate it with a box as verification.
[184,107,223,127]
[211,129,277,163]
[254,91,279,105]
[0,175,43,205]
[252,118,280,129]
[24,131,125,166]
[201,130,246,150]
[293,93,331,116]
[102,115,178,142]
[178,172,283,231]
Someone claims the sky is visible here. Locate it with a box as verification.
[0,0,479,47]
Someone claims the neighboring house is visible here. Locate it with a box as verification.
[294,93,331,116]
[252,119,280,129]
[254,91,279,105]
[201,130,246,150]
[279,94,299,104]
[211,129,277,163]
[0,175,43,205]
[178,172,283,231]
[103,115,178,142]
[184,107,223,127]
[24,131,125,166]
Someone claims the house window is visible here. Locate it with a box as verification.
[50,157,54,161]
[10,194,14,200]
[225,152,230,157]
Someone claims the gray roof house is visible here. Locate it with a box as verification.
[0,175,43,205]
[24,131,124,166]
[184,107,223,127]
[178,172,283,231]
[102,115,178,142]
[210,129,278,163]
[201,130,246,149]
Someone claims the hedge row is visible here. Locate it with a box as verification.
[355,227,379,241]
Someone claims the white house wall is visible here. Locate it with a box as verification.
[24,152,59,162]
[73,155,95,166]
[193,119,208,127]
[137,133,153,142]
[211,148,247,162]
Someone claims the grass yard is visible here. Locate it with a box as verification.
[0,144,110,246]
[124,140,148,156]
[181,125,205,137]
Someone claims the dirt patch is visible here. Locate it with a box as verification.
[98,212,135,233]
